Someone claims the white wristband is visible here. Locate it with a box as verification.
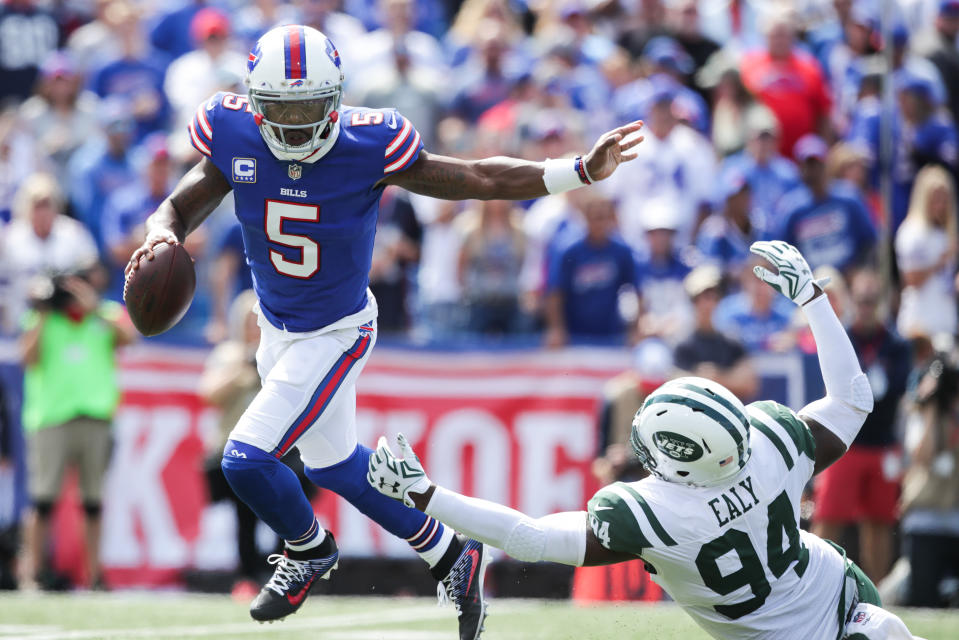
[543,157,590,194]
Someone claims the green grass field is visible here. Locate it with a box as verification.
[0,593,955,639]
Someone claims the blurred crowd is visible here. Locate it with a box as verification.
[0,0,958,350]
[0,0,958,605]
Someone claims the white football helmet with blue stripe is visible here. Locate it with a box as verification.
[245,25,344,162]
[631,376,751,487]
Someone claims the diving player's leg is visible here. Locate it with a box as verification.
[298,384,491,640]
[222,324,371,621]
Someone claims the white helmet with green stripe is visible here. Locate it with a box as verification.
[630,376,751,487]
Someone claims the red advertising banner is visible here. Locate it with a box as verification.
[90,344,630,587]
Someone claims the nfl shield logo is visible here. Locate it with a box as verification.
[288,163,302,180]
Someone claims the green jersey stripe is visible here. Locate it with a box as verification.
[748,412,795,470]
[753,401,816,460]
[589,486,654,549]
[619,483,677,547]
[598,485,656,551]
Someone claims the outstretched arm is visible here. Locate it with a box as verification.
[381,122,644,201]
[124,157,232,279]
[750,241,873,474]
[367,435,636,567]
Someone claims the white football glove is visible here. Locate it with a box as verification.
[750,240,829,306]
[367,433,432,508]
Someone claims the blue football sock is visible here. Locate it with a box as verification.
[306,444,449,560]
[221,440,317,542]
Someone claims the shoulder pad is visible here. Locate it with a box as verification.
[748,400,816,466]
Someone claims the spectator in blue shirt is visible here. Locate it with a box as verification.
[855,71,959,233]
[149,0,206,63]
[635,201,694,345]
[449,20,527,123]
[545,193,638,347]
[719,107,799,233]
[846,64,901,192]
[696,167,765,284]
[713,256,795,353]
[775,134,878,273]
[100,135,176,301]
[895,73,958,231]
[66,99,138,250]
[640,38,709,134]
[89,6,169,142]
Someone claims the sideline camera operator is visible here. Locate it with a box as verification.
[17,264,136,590]
[901,353,959,607]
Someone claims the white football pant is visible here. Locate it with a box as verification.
[229,298,377,468]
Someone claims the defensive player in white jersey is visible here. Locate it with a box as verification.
[126,24,644,640]
[368,240,924,640]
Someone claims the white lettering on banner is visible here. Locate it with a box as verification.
[191,410,238,570]
[427,409,511,503]
[515,414,594,517]
[101,407,192,567]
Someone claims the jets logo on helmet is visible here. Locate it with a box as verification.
[245,25,345,162]
[631,377,751,487]
[652,431,704,462]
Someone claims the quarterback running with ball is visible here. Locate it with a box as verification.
[126,24,643,640]
[369,241,924,640]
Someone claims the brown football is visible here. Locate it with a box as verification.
[123,242,196,336]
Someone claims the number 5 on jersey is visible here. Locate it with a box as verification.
[265,200,320,278]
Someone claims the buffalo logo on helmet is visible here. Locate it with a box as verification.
[289,79,304,87]
[325,38,341,68]
[652,431,704,462]
[247,43,262,72]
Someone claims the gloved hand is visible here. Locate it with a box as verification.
[750,240,829,306]
[367,433,432,508]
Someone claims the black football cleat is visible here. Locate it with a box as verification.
[249,531,338,622]
[437,536,491,640]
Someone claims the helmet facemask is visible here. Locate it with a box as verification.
[249,86,341,159]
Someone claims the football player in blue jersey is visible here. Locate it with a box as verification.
[125,25,643,638]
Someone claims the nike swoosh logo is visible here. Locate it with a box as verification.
[463,548,480,597]
[286,576,316,606]
[593,506,614,511]
[387,112,398,129]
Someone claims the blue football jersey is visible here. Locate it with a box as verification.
[189,93,423,332]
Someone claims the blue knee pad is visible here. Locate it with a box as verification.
[306,444,426,540]
[221,440,316,541]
